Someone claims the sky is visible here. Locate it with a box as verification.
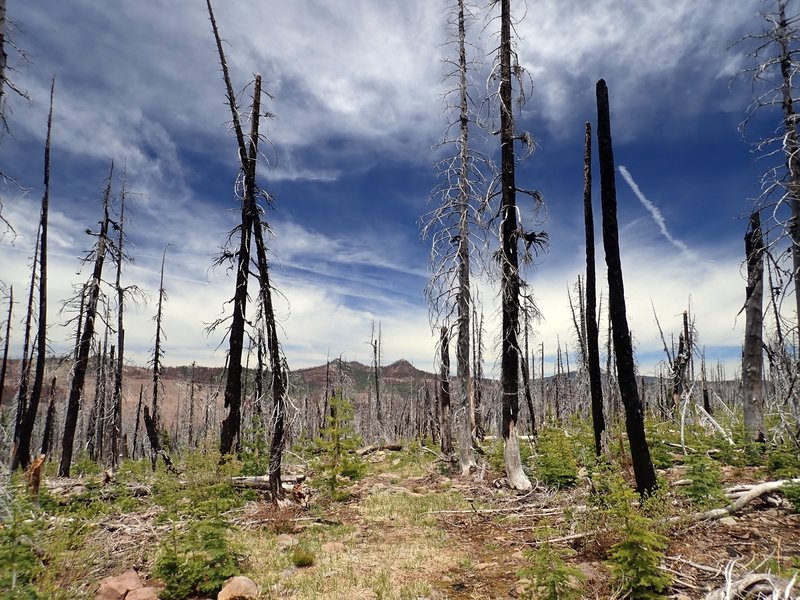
[0,0,786,380]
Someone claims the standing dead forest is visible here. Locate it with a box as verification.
[1,1,800,599]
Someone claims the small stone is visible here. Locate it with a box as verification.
[719,516,737,526]
[218,575,259,600]
[126,588,159,600]
[321,541,346,554]
[676,594,692,600]
[95,569,143,600]
[511,550,525,560]
[276,533,298,550]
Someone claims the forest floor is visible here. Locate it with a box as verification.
[5,434,800,599]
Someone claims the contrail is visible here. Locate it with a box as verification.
[618,165,694,258]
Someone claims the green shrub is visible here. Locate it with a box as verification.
[534,428,578,488]
[608,513,671,599]
[587,459,671,597]
[518,538,585,599]
[767,444,800,479]
[0,489,43,599]
[314,394,364,499]
[291,547,315,568]
[680,453,726,509]
[784,482,800,512]
[153,518,244,600]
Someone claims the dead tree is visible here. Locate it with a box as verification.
[421,0,488,474]
[583,122,605,456]
[148,247,168,465]
[370,321,383,436]
[39,376,56,456]
[743,211,766,441]
[737,0,800,344]
[110,175,129,468]
[596,79,657,495]
[59,165,113,477]
[12,79,54,470]
[131,384,143,460]
[0,286,12,407]
[12,225,39,463]
[205,3,289,497]
[495,0,546,491]
[439,326,453,455]
[206,0,254,457]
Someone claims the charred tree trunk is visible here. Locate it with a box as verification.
[58,163,113,477]
[110,179,127,468]
[498,0,531,491]
[439,326,453,455]
[187,361,196,448]
[0,286,12,407]
[207,0,252,457]
[743,211,766,442]
[454,0,475,474]
[14,80,54,470]
[12,226,39,466]
[39,376,56,456]
[149,248,167,464]
[596,79,657,495]
[472,306,485,440]
[583,122,606,456]
[131,384,143,460]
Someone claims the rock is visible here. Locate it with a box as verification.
[576,562,603,581]
[126,588,159,600]
[720,516,737,526]
[95,569,143,600]
[276,533,298,550]
[511,549,525,560]
[218,575,259,600]
[321,541,346,554]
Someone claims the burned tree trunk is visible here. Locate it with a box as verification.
[498,0,531,491]
[12,226,39,467]
[59,164,113,477]
[0,286,12,407]
[14,80,54,470]
[207,0,253,457]
[743,211,766,442]
[39,376,56,456]
[149,248,167,465]
[583,122,605,456]
[131,384,143,460]
[439,326,453,455]
[596,79,657,495]
[110,178,127,468]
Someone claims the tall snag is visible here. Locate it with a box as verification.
[148,246,168,469]
[207,0,253,457]
[596,80,657,495]
[582,122,605,456]
[206,1,289,498]
[0,286,12,408]
[59,163,113,477]
[743,211,766,441]
[497,0,537,491]
[14,78,54,470]
[421,0,486,473]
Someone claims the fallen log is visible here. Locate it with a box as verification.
[685,478,800,522]
[704,572,796,599]
[356,443,403,457]
[231,473,306,490]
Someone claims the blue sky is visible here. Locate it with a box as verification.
[0,0,780,378]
